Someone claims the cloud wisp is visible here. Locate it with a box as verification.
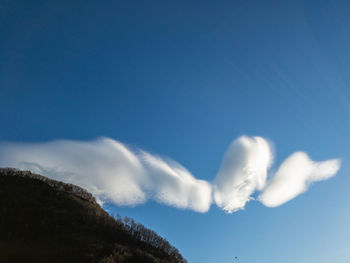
[0,136,341,213]
[258,152,341,207]
[0,138,212,212]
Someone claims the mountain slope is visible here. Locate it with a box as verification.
[0,168,186,263]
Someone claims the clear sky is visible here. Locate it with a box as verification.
[1,1,350,262]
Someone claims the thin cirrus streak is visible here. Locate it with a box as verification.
[0,136,341,213]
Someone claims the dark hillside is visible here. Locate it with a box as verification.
[0,168,186,263]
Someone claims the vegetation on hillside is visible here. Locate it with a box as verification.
[0,168,186,263]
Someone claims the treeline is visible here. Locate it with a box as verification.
[114,215,187,263]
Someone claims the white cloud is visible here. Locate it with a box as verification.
[259,152,341,207]
[141,152,212,212]
[213,136,273,213]
[0,137,212,212]
[0,138,147,206]
[0,136,341,213]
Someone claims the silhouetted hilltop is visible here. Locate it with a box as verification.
[0,168,186,263]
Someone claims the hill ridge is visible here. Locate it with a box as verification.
[0,168,97,204]
[0,168,186,263]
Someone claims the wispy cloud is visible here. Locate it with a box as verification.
[259,152,341,207]
[0,136,341,213]
[141,152,212,212]
[0,138,212,212]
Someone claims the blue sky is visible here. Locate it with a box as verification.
[1,1,350,262]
